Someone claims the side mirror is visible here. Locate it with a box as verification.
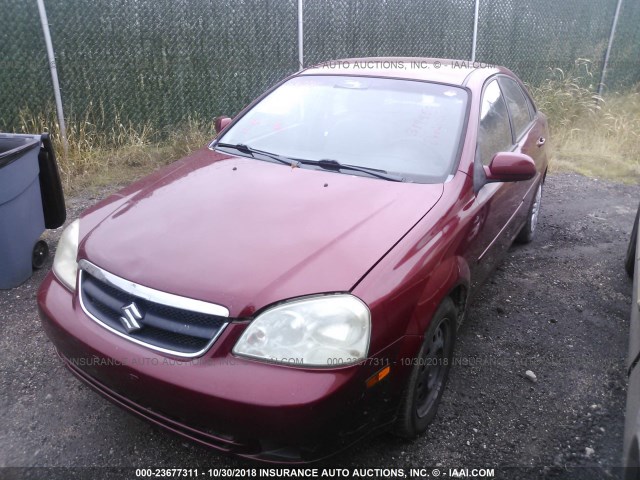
[214,116,232,135]
[484,152,536,183]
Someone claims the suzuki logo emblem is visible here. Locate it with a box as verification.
[120,302,143,333]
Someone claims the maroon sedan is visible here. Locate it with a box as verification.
[38,58,549,462]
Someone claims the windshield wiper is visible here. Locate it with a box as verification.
[216,144,404,182]
[300,158,405,182]
[215,143,298,167]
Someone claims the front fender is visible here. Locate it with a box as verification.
[354,175,471,354]
[411,255,470,335]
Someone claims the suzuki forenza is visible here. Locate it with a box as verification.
[38,58,549,461]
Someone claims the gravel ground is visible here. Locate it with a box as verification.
[0,172,638,479]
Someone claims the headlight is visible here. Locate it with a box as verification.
[233,295,371,367]
[52,219,80,291]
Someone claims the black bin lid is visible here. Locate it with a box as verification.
[0,134,41,169]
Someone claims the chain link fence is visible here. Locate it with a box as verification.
[303,0,476,63]
[606,0,640,88]
[476,0,616,85]
[1,0,639,133]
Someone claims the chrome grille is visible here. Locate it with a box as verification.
[78,260,229,357]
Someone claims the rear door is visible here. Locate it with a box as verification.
[498,76,547,214]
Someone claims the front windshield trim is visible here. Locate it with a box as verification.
[209,74,471,183]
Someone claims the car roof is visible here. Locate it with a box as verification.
[299,57,504,86]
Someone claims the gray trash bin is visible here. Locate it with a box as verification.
[0,133,46,289]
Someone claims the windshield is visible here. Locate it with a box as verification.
[216,75,468,183]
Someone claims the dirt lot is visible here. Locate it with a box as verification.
[0,172,638,479]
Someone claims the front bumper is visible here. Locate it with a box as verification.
[37,272,410,462]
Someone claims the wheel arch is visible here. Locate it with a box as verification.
[410,254,471,337]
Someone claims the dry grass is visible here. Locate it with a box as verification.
[16,105,216,194]
[528,59,640,184]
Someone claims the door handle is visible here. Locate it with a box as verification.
[536,137,546,147]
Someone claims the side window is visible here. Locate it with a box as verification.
[499,77,532,140]
[524,91,536,118]
[523,86,537,120]
[478,80,512,166]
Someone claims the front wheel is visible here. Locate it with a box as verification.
[393,297,457,438]
[516,181,543,244]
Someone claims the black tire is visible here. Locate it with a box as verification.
[32,240,49,270]
[626,204,640,278]
[394,297,457,438]
[516,181,543,244]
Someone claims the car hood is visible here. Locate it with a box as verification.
[81,149,443,317]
